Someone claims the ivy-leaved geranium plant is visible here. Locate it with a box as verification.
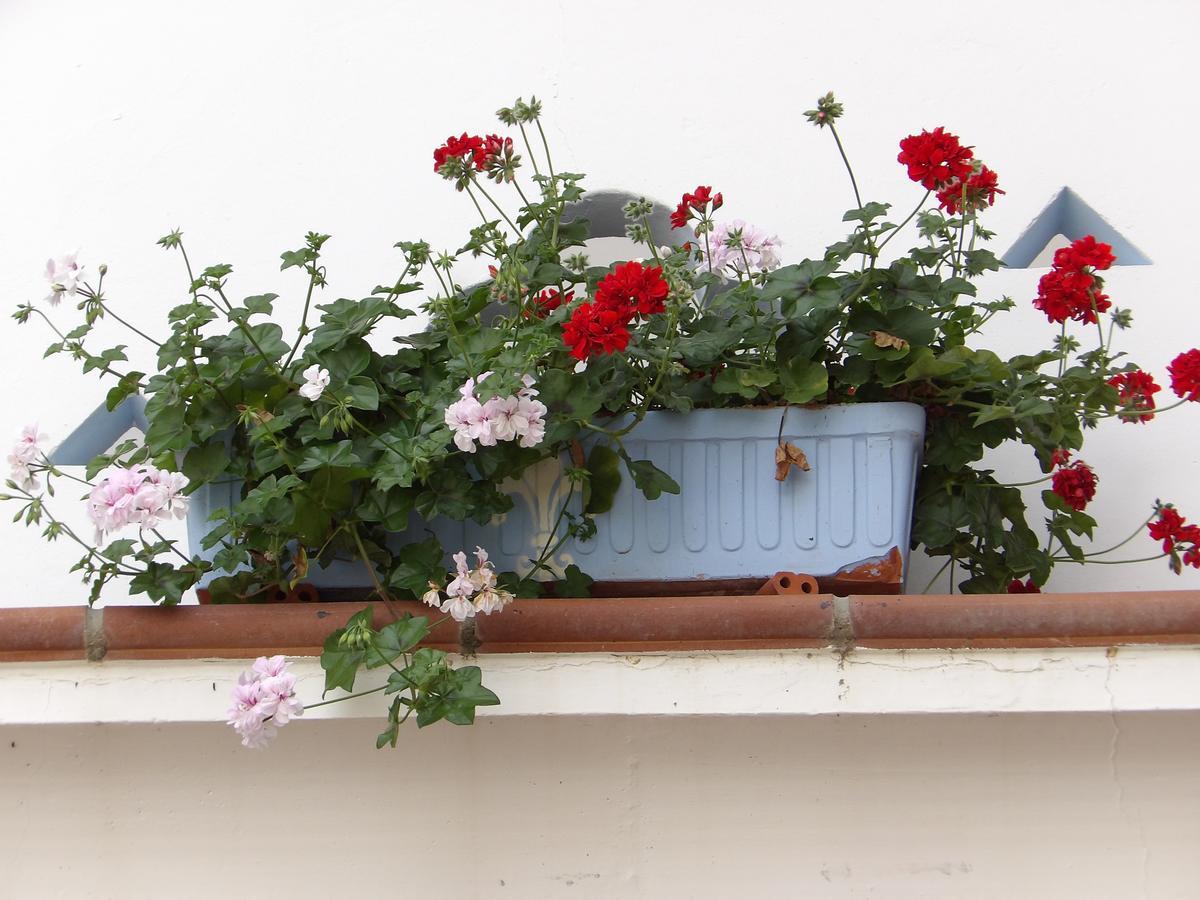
[7,93,1200,747]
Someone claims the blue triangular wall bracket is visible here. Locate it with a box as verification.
[48,395,148,466]
[1001,187,1152,268]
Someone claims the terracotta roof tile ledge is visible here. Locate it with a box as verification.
[2,591,1200,663]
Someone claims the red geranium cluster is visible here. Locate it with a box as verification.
[432,133,507,176]
[1032,235,1115,325]
[897,127,974,190]
[524,287,572,320]
[1107,370,1161,423]
[1148,505,1200,570]
[1052,459,1098,511]
[670,185,723,230]
[1007,578,1041,593]
[936,165,1004,215]
[1167,349,1200,401]
[562,261,668,361]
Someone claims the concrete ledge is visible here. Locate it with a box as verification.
[2,645,1199,724]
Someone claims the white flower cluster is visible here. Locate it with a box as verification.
[422,546,515,622]
[87,463,190,542]
[299,364,330,401]
[44,252,87,306]
[699,219,783,276]
[8,425,46,492]
[444,373,547,453]
[226,656,304,749]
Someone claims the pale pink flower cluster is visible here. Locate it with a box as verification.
[44,252,87,306]
[700,220,783,276]
[421,546,515,622]
[8,425,46,492]
[226,656,304,749]
[87,463,190,542]
[444,373,547,453]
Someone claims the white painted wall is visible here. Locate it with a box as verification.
[3,713,1199,899]
[1,0,1198,603]
[3,3,1200,896]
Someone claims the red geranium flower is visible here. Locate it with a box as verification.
[479,134,505,164]
[1107,370,1161,423]
[670,186,723,229]
[1050,448,1072,467]
[1051,460,1097,511]
[525,287,572,319]
[670,201,691,229]
[1052,235,1115,273]
[936,165,1005,215]
[897,127,974,189]
[1007,578,1041,593]
[433,133,485,174]
[595,261,669,317]
[1033,266,1111,325]
[1149,505,1187,553]
[562,302,632,361]
[1167,349,1200,401]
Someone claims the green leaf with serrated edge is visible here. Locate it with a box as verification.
[367,615,431,669]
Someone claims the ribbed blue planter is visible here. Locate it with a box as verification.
[186,402,925,588]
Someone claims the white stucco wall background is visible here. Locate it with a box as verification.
[2,2,1200,898]
[0,0,1198,603]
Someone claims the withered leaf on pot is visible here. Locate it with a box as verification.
[775,441,811,482]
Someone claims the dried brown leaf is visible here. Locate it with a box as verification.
[870,330,909,351]
[774,441,811,481]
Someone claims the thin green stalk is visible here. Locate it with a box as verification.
[302,684,389,710]
[1051,553,1168,565]
[875,191,931,256]
[95,299,163,347]
[283,266,323,369]
[469,179,520,234]
[827,121,862,210]
[520,482,576,586]
[351,526,402,622]
[1081,511,1158,559]
[920,557,953,594]
[516,122,541,177]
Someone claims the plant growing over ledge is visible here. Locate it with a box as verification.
[6,93,1200,746]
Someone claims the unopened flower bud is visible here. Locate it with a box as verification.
[98,263,108,276]
[804,91,845,128]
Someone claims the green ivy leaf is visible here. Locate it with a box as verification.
[619,452,680,501]
[584,444,621,514]
[182,442,228,485]
[559,563,593,598]
[342,376,380,411]
[368,615,431,669]
[297,440,363,473]
[779,358,829,404]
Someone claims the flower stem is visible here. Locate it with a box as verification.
[875,191,931,256]
[826,121,862,210]
[1080,511,1158,558]
[302,684,389,710]
[920,557,953,594]
[283,266,323,369]
[97,300,163,347]
[351,526,402,622]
